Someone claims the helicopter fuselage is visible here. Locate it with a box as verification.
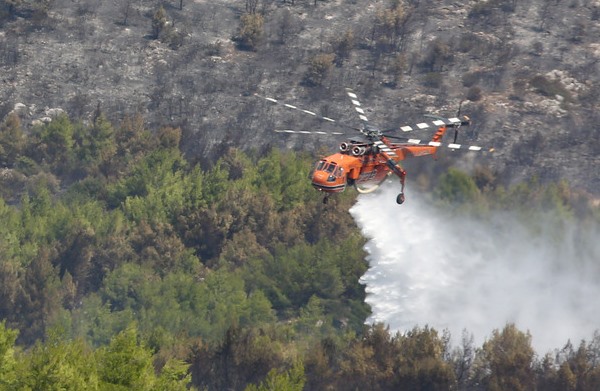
[310,140,439,194]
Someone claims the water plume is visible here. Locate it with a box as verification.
[350,183,600,354]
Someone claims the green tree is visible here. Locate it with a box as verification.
[155,358,193,391]
[74,113,117,176]
[338,331,382,390]
[434,168,480,204]
[36,114,75,172]
[192,326,286,390]
[0,321,18,390]
[0,112,24,168]
[17,333,99,390]
[219,227,270,268]
[107,113,157,178]
[128,220,201,276]
[393,326,455,390]
[473,323,535,391]
[12,247,63,344]
[97,325,155,389]
[0,199,23,323]
[244,241,345,313]
[550,335,600,391]
[71,294,136,347]
[245,361,305,391]
[296,295,327,335]
[253,148,283,204]
[108,148,186,214]
[557,361,577,391]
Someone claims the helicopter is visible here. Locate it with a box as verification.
[256,88,491,205]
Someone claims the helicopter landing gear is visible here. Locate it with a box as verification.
[396,193,405,205]
[396,168,406,205]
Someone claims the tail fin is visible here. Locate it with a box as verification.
[431,115,470,143]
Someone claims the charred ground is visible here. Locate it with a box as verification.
[1,0,599,193]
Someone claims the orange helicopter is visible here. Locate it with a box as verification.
[256,89,489,205]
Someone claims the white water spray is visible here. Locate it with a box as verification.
[350,183,600,354]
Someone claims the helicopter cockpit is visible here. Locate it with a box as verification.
[313,160,344,181]
[311,160,346,192]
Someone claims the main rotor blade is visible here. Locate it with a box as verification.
[274,129,345,136]
[345,88,370,124]
[400,138,494,152]
[255,93,362,133]
[383,116,471,134]
[384,134,412,142]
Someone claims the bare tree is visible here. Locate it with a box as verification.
[538,0,555,31]
[245,0,259,14]
[332,29,354,67]
[152,5,167,40]
[0,34,19,66]
[120,0,134,26]
[451,331,475,389]
[275,8,299,44]
[371,3,411,54]
[421,39,453,72]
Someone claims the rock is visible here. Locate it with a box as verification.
[13,103,27,113]
[44,108,65,117]
[539,99,567,118]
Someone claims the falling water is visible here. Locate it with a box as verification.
[350,183,600,354]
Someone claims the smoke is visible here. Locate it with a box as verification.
[350,183,600,354]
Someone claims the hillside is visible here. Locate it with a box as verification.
[1,2,600,388]
[1,0,599,194]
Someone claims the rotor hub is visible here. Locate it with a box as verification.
[362,124,382,139]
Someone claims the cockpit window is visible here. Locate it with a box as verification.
[315,160,342,176]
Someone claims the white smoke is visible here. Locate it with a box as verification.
[350,183,600,354]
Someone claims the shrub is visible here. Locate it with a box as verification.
[529,75,572,101]
[236,13,264,51]
[462,71,481,87]
[467,86,483,101]
[434,168,480,204]
[151,5,167,40]
[303,53,335,87]
[422,72,443,88]
[468,1,495,19]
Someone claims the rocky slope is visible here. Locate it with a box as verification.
[1,0,599,194]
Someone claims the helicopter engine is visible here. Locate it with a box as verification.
[351,146,367,156]
[339,142,350,152]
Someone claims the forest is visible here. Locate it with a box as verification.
[0,0,599,389]
[0,110,599,390]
